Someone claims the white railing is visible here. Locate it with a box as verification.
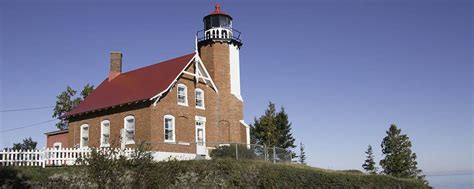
[0,148,135,168]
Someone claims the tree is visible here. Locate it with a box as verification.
[12,137,37,150]
[276,107,296,158]
[80,84,94,99]
[52,84,94,130]
[362,145,377,174]
[251,102,278,146]
[380,124,428,184]
[299,141,307,165]
[251,102,297,160]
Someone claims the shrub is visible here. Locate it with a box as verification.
[210,145,257,160]
[0,167,29,188]
[75,143,154,188]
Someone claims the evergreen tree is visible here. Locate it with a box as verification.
[250,102,297,161]
[52,84,94,130]
[380,124,428,184]
[12,137,37,150]
[250,102,278,146]
[276,107,296,158]
[362,145,377,174]
[276,107,296,149]
[299,141,307,165]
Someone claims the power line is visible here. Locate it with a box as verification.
[0,119,56,133]
[0,106,55,113]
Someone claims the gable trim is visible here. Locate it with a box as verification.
[150,53,218,106]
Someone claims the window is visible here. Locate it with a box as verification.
[164,115,175,142]
[80,124,89,148]
[101,120,110,147]
[124,116,135,144]
[53,142,62,150]
[195,88,205,109]
[177,84,188,106]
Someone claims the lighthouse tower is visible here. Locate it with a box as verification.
[198,4,242,100]
[197,4,245,143]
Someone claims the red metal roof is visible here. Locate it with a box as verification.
[66,53,196,117]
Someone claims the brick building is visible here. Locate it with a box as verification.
[47,4,249,158]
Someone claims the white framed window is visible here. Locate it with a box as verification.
[124,116,135,145]
[195,88,205,109]
[53,142,62,150]
[80,124,89,148]
[177,84,188,106]
[100,120,110,147]
[164,115,175,142]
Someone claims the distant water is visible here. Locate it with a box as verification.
[427,174,473,189]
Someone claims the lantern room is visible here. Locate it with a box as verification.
[198,4,242,45]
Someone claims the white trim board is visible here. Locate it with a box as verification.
[150,53,218,106]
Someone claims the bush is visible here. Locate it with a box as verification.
[210,144,257,160]
[0,167,29,188]
[75,143,154,188]
[7,158,432,188]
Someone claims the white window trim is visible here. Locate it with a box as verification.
[53,142,62,149]
[100,120,111,147]
[177,84,188,107]
[80,124,89,148]
[164,115,176,143]
[124,116,135,145]
[195,88,205,110]
[195,116,206,147]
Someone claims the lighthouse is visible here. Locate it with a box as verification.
[197,4,243,101]
[197,4,245,143]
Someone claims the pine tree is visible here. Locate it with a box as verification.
[251,102,278,146]
[362,145,377,174]
[380,124,428,184]
[299,141,307,165]
[250,102,297,161]
[276,107,296,157]
[52,84,94,130]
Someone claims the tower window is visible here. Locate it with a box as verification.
[124,116,135,144]
[195,88,205,109]
[100,120,110,147]
[164,115,175,142]
[80,124,89,148]
[177,84,188,106]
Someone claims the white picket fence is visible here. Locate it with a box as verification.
[0,148,135,168]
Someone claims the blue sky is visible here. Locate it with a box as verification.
[0,0,472,175]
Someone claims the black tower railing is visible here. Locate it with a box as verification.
[196,28,242,43]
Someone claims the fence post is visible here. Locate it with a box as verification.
[235,143,239,160]
[273,146,276,164]
[264,144,267,162]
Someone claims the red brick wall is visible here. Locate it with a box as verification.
[46,132,69,148]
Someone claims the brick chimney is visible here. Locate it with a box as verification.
[108,52,122,81]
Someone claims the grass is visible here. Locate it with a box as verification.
[2,159,431,188]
